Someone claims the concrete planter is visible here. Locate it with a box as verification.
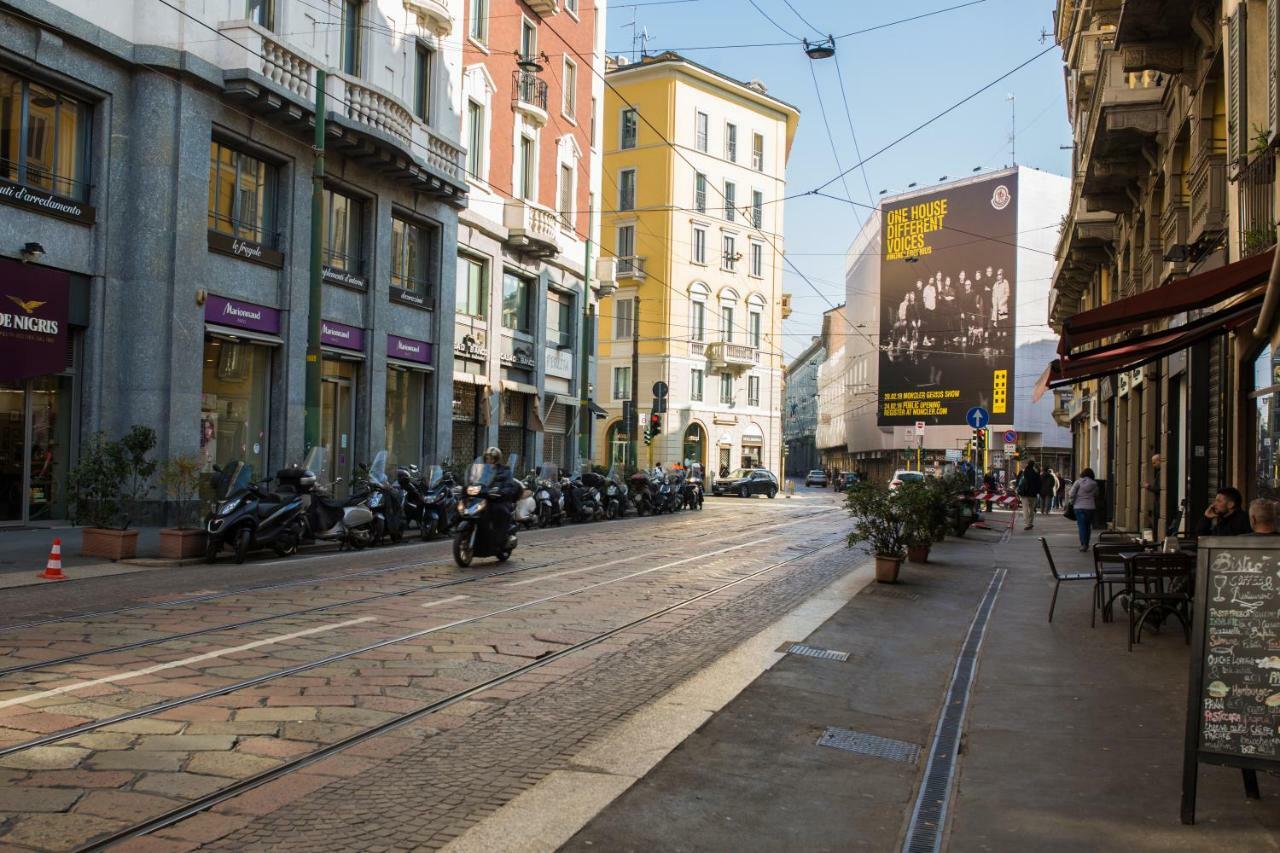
[158,528,206,560]
[81,528,139,561]
[874,555,903,584]
[907,544,931,564]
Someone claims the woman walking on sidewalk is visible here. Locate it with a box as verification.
[1067,468,1099,551]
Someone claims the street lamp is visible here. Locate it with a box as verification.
[803,36,836,60]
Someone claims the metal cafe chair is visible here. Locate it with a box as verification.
[1039,538,1095,623]
[1124,551,1195,652]
[1091,541,1142,625]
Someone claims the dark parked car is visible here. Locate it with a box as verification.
[712,468,779,498]
[804,469,828,487]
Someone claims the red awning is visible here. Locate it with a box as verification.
[1033,298,1262,402]
[1058,248,1274,356]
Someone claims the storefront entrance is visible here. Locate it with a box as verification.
[321,360,357,495]
[0,375,74,523]
[682,423,705,469]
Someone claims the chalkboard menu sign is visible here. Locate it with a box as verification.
[1181,537,1278,823]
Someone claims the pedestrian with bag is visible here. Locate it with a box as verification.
[1065,468,1099,551]
[1040,467,1059,513]
[1016,462,1042,530]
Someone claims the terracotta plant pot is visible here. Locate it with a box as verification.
[158,528,207,560]
[874,555,903,584]
[81,528,139,561]
[907,544,931,564]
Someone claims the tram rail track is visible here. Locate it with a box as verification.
[0,512,835,759]
[0,509,831,678]
[75,536,842,851]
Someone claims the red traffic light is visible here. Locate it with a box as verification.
[649,413,662,434]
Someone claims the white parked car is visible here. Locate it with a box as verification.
[889,470,926,490]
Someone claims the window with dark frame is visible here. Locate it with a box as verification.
[750,242,763,277]
[208,139,276,244]
[695,110,709,152]
[502,270,532,332]
[691,368,704,402]
[752,189,763,228]
[691,299,706,341]
[748,375,759,406]
[692,225,706,264]
[413,43,433,123]
[0,69,92,202]
[246,0,274,30]
[721,303,735,342]
[391,214,439,303]
[752,132,763,171]
[724,180,735,221]
[469,0,488,43]
[613,365,631,400]
[322,186,364,276]
[340,0,362,76]
[455,253,487,318]
[722,234,737,272]
[559,163,574,228]
[725,122,737,161]
[694,171,707,212]
[563,57,577,118]
[466,100,484,178]
[619,168,636,211]
[720,372,732,405]
[621,108,638,149]
[614,297,634,340]
[519,135,535,199]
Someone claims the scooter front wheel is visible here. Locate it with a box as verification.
[496,549,511,562]
[204,538,219,564]
[233,527,252,564]
[453,529,474,567]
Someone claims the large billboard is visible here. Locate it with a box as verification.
[878,173,1018,426]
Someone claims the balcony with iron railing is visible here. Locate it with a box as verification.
[705,341,758,372]
[616,256,646,280]
[1236,152,1276,258]
[1189,147,1228,255]
[513,70,549,127]
[1078,50,1166,201]
[216,20,466,199]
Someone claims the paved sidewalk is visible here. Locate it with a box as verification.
[563,517,1280,852]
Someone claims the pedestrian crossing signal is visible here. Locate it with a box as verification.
[643,428,652,446]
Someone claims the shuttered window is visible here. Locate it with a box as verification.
[1269,0,1278,138]
[1228,5,1248,162]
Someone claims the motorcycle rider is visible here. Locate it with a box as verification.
[483,447,521,537]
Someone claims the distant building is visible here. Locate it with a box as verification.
[815,306,852,475]
[783,337,825,476]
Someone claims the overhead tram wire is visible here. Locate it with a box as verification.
[744,0,805,42]
[832,50,876,211]
[806,58,864,229]
[781,0,827,38]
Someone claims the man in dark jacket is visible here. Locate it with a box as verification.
[482,447,521,544]
[1198,487,1253,536]
[1017,462,1042,530]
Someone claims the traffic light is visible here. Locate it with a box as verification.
[649,412,662,437]
[976,428,987,453]
[643,429,652,446]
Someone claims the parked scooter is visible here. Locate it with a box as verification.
[204,461,307,564]
[628,471,655,516]
[420,465,459,540]
[657,467,684,514]
[513,468,538,530]
[534,462,565,528]
[603,466,628,519]
[297,447,377,549]
[358,451,405,545]
[396,463,431,539]
[453,458,520,567]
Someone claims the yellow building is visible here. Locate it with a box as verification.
[596,52,799,476]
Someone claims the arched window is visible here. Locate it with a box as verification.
[606,420,629,469]
[718,287,739,343]
[682,422,706,469]
[746,293,766,349]
[689,281,710,343]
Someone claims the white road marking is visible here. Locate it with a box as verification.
[419,595,471,609]
[506,553,647,587]
[0,616,377,710]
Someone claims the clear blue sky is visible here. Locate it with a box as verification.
[604,0,1070,361]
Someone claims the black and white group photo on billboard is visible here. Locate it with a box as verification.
[884,264,1013,364]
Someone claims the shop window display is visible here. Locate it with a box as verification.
[200,339,270,481]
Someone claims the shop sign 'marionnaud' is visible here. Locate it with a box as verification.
[388,334,432,365]
[204,294,281,335]
[0,259,69,382]
[322,319,365,352]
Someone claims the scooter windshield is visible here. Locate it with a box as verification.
[426,465,444,490]
[466,462,496,488]
[606,465,623,484]
[538,462,559,483]
[303,446,330,486]
[369,450,389,485]
[219,462,253,499]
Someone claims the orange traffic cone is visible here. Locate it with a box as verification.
[38,538,66,581]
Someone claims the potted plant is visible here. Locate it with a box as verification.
[898,480,946,564]
[158,454,206,559]
[70,426,157,560]
[845,480,907,583]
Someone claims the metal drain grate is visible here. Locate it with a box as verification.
[817,727,920,764]
[865,587,920,601]
[902,568,1007,853]
[785,643,850,662]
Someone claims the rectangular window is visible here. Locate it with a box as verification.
[559,163,574,228]
[620,108,638,149]
[521,17,537,60]
[466,100,484,178]
[519,135,535,199]
[752,189,763,228]
[590,96,597,147]
[613,365,631,400]
[386,369,424,471]
[614,296,634,340]
[616,224,636,269]
[413,44,433,123]
[694,172,707,213]
[721,304,734,341]
[501,271,532,332]
[208,140,275,244]
[691,368,704,402]
[750,242,763,277]
[0,70,91,202]
[725,122,737,161]
[469,0,488,43]
[720,373,733,405]
[455,253,487,317]
[565,0,578,13]
[722,234,737,272]
[341,0,361,75]
[322,186,364,274]
[246,0,274,30]
[619,168,636,211]
[691,300,706,341]
[552,294,574,348]
[748,375,760,407]
[749,310,761,347]
[752,132,764,171]
[695,110,709,152]
[692,225,706,264]
[390,215,439,301]
[563,57,577,118]
[724,181,736,221]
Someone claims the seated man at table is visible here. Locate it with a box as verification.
[1198,487,1253,536]
[1249,498,1279,535]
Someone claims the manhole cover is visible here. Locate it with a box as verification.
[865,587,920,601]
[817,727,920,764]
[784,643,850,662]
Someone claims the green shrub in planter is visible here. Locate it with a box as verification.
[69,425,157,530]
[844,480,907,559]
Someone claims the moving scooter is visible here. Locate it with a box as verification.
[453,458,519,567]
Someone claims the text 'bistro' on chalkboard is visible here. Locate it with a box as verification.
[1182,537,1279,823]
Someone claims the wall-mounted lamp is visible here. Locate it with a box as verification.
[20,242,44,263]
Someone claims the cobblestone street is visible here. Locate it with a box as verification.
[0,489,858,850]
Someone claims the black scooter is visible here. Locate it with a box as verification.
[205,461,307,564]
[453,460,519,567]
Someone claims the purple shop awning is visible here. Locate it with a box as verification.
[0,258,68,382]
[321,319,365,352]
[388,334,432,365]
[204,294,281,336]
